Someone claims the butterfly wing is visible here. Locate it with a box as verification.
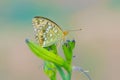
[32,16,64,47]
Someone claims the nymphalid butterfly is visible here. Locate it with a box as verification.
[32,16,92,80]
[32,16,81,47]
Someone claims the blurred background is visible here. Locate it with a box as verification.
[0,0,120,80]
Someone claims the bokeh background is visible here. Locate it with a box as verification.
[0,0,120,80]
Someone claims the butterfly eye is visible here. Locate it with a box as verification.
[63,31,69,36]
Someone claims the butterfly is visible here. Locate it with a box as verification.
[32,16,69,47]
[32,16,82,47]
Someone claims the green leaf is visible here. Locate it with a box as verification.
[44,61,56,80]
[25,39,70,72]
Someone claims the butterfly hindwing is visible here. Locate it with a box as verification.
[32,16,64,47]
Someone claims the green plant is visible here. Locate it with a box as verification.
[25,39,92,80]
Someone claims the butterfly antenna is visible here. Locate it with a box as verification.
[68,28,82,32]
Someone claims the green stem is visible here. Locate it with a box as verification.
[50,76,56,80]
[55,65,66,80]
[65,66,72,80]
[66,71,72,80]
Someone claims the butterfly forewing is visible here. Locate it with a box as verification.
[32,16,64,47]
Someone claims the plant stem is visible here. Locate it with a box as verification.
[55,65,66,80]
[67,72,72,80]
[50,76,56,80]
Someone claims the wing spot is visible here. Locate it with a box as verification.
[54,30,58,33]
[50,34,52,37]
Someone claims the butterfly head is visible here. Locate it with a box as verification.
[63,31,69,36]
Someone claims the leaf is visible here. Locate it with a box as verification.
[25,39,70,72]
